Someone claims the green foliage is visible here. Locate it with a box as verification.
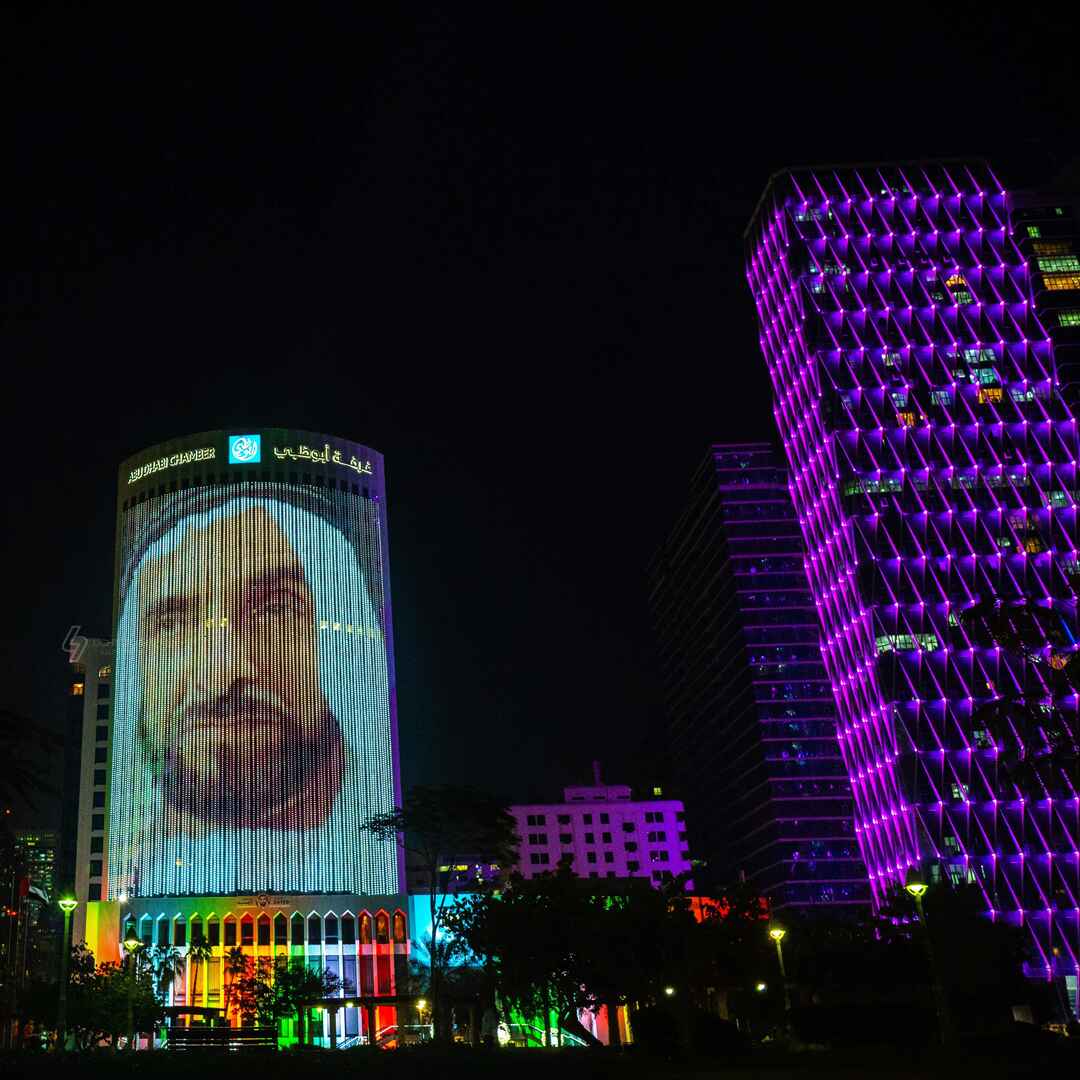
[443,860,724,1042]
[361,785,518,1040]
[229,953,341,1029]
[25,944,166,1049]
[782,882,1039,1035]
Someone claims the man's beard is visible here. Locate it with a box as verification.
[155,683,332,830]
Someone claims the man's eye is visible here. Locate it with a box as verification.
[253,592,305,620]
[149,611,189,636]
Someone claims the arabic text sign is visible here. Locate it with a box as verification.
[273,443,374,477]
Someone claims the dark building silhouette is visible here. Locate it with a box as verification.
[649,443,868,913]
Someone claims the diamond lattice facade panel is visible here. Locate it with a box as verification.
[745,162,1079,982]
[651,444,869,912]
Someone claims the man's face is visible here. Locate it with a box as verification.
[137,504,336,829]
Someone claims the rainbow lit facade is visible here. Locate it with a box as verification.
[745,163,1079,984]
[108,429,402,899]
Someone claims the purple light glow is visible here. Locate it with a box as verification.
[745,162,1080,986]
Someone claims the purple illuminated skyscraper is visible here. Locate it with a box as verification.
[746,162,1079,1001]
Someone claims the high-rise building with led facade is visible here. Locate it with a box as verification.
[746,162,1079,1004]
[76,429,410,1045]
[650,444,868,913]
[1012,190,1080,411]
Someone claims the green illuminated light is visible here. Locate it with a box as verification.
[1038,256,1080,273]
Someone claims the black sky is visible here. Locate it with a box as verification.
[5,6,1080,825]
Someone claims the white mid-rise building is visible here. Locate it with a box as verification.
[509,770,693,888]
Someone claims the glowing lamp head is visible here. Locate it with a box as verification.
[123,927,141,954]
[768,926,787,943]
[416,999,427,1011]
[58,897,78,915]
[755,982,768,993]
[663,986,676,997]
[904,868,928,899]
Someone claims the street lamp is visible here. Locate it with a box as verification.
[904,868,952,1044]
[904,870,928,902]
[56,898,78,1049]
[123,926,141,1051]
[663,986,676,997]
[768,926,791,1013]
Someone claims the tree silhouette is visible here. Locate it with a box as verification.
[360,785,518,1040]
[148,945,184,1002]
[0,708,60,810]
[187,938,214,1007]
[223,947,248,1021]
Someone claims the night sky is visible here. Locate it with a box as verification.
[5,6,1080,826]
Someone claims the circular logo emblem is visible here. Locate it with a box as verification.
[231,436,259,462]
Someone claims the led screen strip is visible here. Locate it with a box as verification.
[109,480,398,897]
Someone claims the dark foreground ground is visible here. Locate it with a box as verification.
[2,1033,1078,1080]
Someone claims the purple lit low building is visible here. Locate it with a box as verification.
[508,772,693,889]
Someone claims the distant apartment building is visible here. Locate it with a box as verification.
[9,830,62,982]
[61,636,113,947]
[403,771,692,895]
[404,853,501,895]
[650,444,869,913]
[508,768,693,889]
[14,830,58,899]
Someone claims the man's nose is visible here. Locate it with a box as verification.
[195,625,255,700]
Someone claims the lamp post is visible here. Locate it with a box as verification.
[904,868,952,1044]
[56,898,78,1049]
[123,926,141,1051]
[768,926,791,1014]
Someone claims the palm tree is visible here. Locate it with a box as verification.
[149,946,184,1002]
[187,938,214,1009]
[223,947,248,1022]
